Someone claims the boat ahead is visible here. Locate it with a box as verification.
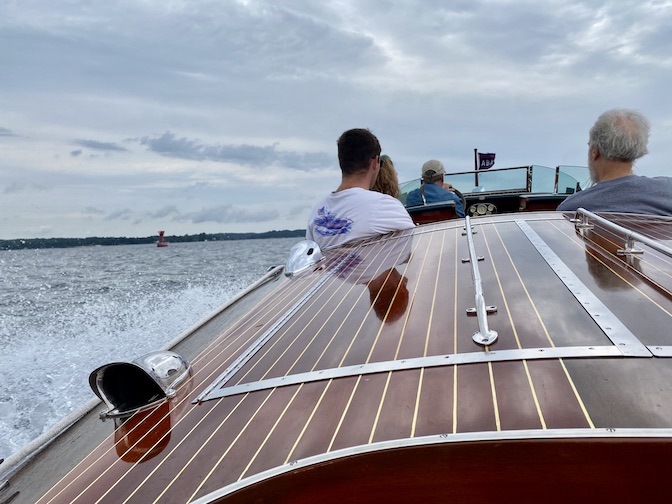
[3,165,672,504]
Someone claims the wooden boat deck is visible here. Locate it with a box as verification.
[32,211,672,503]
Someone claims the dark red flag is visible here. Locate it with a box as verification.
[478,152,495,170]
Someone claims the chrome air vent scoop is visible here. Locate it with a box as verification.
[89,350,191,419]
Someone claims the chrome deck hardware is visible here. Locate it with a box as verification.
[464,216,498,346]
[285,240,324,276]
[574,208,672,259]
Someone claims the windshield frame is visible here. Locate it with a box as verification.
[399,165,591,206]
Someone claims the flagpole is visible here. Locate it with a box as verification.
[474,148,479,188]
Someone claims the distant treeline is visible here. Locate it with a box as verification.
[0,229,305,251]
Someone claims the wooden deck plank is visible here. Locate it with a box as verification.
[137,393,273,504]
[455,364,498,433]
[491,221,609,348]
[363,239,430,364]
[526,360,592,429]
[412,366,455,437]
[329,374,390,451]
[281,378,359,462]
[233,383,324,480]
[482,222,556,349]
[370,369,422,443]
[192,386,313,501]
[490,361,543,430]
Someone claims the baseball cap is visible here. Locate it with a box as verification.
[421,159,445,181]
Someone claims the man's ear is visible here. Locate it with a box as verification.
[371,156,381,176]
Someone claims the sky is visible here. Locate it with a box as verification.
[1,0,671,239]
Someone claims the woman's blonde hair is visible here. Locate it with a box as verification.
[371,154,400,198]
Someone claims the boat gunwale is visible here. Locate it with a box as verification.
[0,266,286,489]
[191,427,672,504]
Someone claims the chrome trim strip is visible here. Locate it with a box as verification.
[195,248,361,403]
[648,346,672,357]
[575,208,672,258]
[464,216,498,346]
[516,219,651,357]
[205,345,622,400]
[191,427,672,504]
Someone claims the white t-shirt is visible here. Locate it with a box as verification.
[306,188,415,249]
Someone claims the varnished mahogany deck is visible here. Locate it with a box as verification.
[32,212,672,503]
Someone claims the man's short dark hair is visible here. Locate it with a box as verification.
[337,128,381,175]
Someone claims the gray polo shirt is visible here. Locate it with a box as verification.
[557,175,672,216]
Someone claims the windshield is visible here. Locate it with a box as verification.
[399,165,590,205]
[556,165,592,194]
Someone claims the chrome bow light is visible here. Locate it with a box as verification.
[285,240,324,277]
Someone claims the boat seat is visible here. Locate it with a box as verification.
[406,201,458,225]
[519,194,569,212]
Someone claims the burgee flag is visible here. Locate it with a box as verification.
[478,152,495,170]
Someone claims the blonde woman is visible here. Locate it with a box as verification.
[371,154,401,199]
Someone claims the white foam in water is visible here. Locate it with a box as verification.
[0,283,238,458]
[0,237,298,460]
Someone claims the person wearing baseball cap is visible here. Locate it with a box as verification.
[405,160,465,217]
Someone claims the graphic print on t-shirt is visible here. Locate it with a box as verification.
[313,207,353,236]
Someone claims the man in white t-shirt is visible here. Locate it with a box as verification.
[306,128,415,249]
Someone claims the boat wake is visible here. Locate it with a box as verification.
[0,282,243,461]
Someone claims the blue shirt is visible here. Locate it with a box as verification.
[406,183,465,217]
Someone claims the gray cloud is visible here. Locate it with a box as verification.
[3,182,26,194]
[148,205,180,219]
[105,209,134,221]
[1,0,671,240]
[287,203,312,219]
[74,139,128,152]
[91,203,278,227]
[137,132,331,170]
[3,181,48,194]
[176,205,279,224]
[83,207,106,215]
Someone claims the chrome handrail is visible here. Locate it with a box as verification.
[463,216,498,346]
[574,208,672,258]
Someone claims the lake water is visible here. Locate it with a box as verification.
[0,237,299,461]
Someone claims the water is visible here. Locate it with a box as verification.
[0,237,299,461]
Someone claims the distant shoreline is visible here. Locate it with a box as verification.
[0,229,305,251]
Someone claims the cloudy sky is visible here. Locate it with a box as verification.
[1,0,671,239]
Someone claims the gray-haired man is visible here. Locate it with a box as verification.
[557,109,672,215]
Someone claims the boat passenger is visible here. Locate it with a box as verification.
[371,154,401,199]
[557,108,672,216]
[306,128,415,249]
[405,160,466,217]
